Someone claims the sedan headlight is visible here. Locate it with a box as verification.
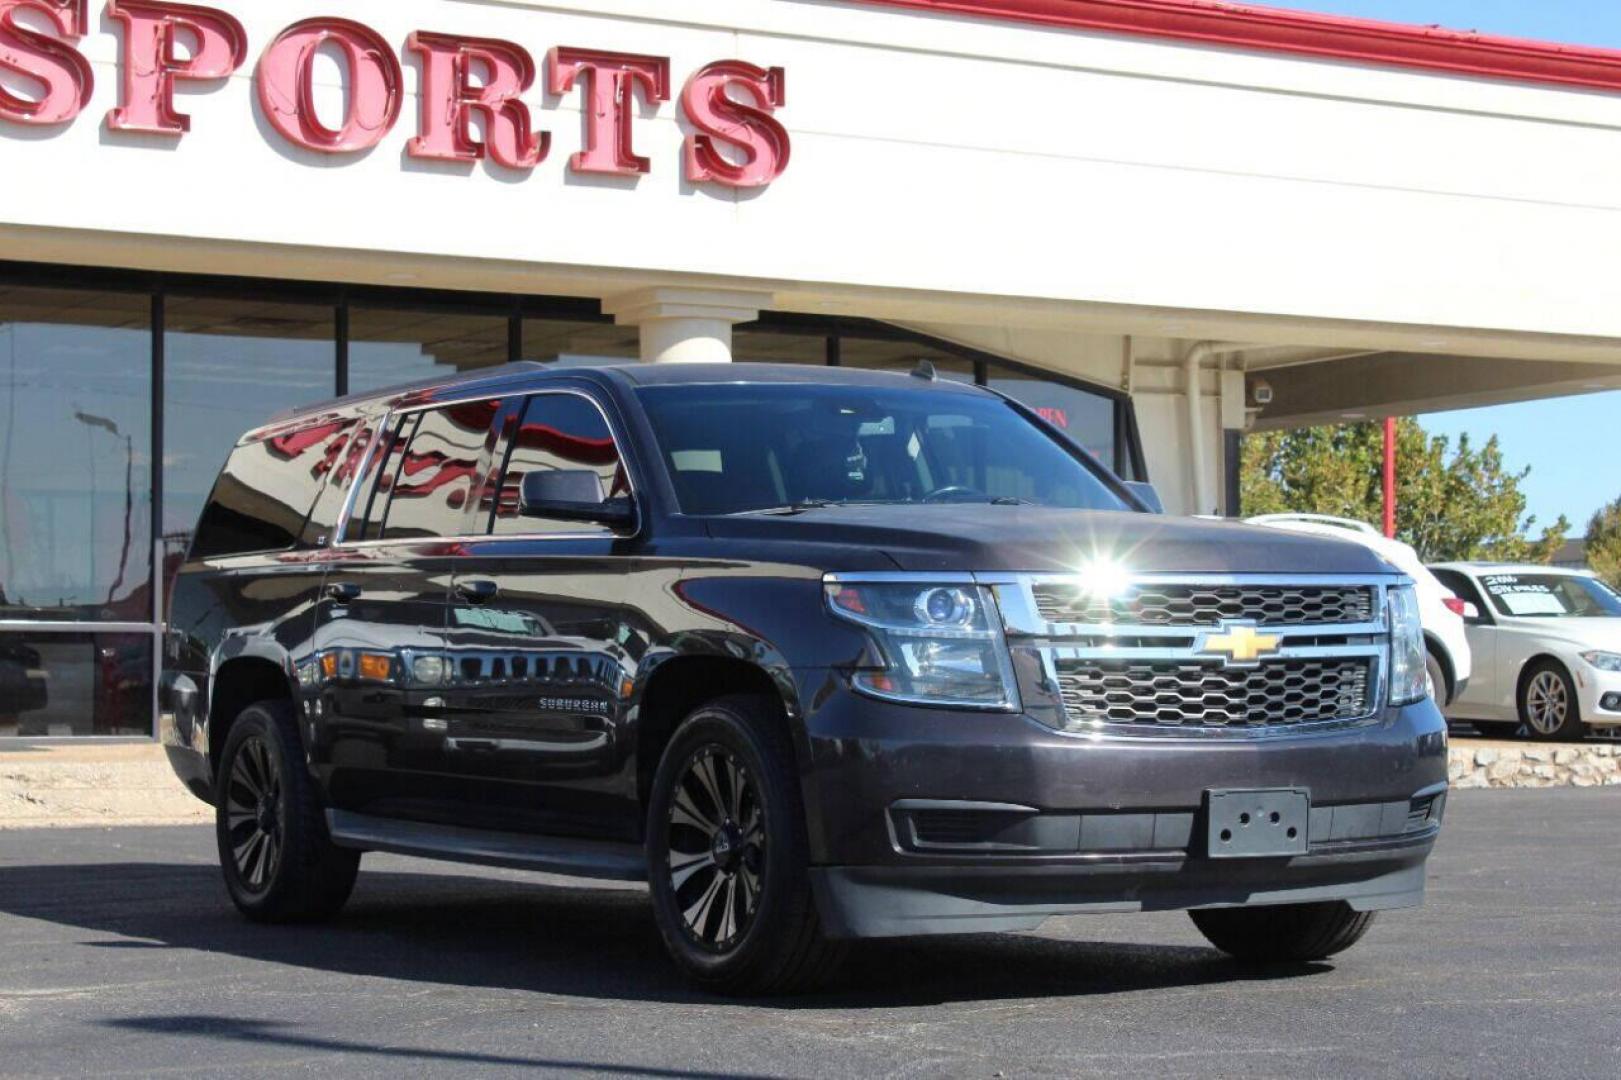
[1581,650,1621,673]
[827,581,1020,710]
[1388,585,1428,706]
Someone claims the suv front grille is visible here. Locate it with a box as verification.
[1032,583,1375,627]
[1056,658,1373,730]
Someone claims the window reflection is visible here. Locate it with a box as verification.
[522,319,639,368]
[987,367,1119,473]
[350,308,510,394]
[839,338,976,383]
[191,415,359,558]
[380,400,501,540]
[0,632,152,737]
[491,395,625,535]
[733,329,829,365]
[0,287,152,622]
[165,296,334,577]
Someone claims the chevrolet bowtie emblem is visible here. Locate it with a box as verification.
[1200,624,1282,664]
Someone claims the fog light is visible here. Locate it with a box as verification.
[1602,693,1621,712]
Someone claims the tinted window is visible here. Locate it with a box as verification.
[191,416,357,558]
[301,417,377,547]
[636,384,1129,516]
[491,394,625,535]
[0,631,151,737]
[377,400,501,540]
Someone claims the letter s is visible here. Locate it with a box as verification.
[0,0,92,126]
[681,61,789,189]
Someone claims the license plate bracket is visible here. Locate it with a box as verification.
[1205,788,1310,858]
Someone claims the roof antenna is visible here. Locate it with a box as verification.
[911,359,937,381]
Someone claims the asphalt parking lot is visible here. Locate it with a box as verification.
[1,788,1617,1079]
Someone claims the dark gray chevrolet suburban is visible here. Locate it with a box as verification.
[160,362,1448,993]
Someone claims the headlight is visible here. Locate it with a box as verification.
[1387,584,1428,706]
[827,581,1020,710]
[1581,650,1621,673]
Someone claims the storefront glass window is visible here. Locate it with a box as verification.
[0,631,152,737]
[521,318,640,368]
[0,287,152,623]
[164,296,335,576]
[988,365,1120,474]
[351,307,510,393]
[839,338,975,383]
[733,329,830,365]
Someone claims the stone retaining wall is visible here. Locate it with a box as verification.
[4,741,1620,828]
[1449,741,1621,789]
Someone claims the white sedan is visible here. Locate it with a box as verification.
[1428,563,1621,740]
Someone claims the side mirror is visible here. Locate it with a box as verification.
[1124,481,1165,514]
[519,470,636,530]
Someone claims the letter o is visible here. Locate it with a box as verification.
[256,18,402,153]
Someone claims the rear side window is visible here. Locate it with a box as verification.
[373,399,503,540]
[300,417,377,547]
[191,416,357,559]
[1432,569,1488,615]
[490,394,627,536]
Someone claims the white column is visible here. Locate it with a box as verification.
[603,287,773,364]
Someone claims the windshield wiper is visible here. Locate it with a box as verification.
[742,500,837,517]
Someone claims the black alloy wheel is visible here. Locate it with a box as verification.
[667,746,766,951]
[223,732,284,894]
[216,700,360,923]
[645,695,845,994]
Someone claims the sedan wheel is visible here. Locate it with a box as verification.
[1519,662,1586,742]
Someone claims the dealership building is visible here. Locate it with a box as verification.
[3,0,1621,738]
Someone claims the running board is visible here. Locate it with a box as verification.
[326,810,647,882]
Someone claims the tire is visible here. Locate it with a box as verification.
[1190,902,1377,963]
[1424,650,1449,707]
[216,700,360,923]
[645,695,846,995]
[1519,661,1587,742]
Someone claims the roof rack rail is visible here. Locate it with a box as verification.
[266,361,555,424]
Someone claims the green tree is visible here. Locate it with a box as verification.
[1242,418,1569,563]
[1588,496,1621,590]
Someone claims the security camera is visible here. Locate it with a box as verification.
[1249,379,1275,407]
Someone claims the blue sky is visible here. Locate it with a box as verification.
[1271,1,1621,532]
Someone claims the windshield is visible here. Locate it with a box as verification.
[1479,573,1621,618]
[635,383,1131,516]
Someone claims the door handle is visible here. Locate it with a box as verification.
[455,579,500,604]
[326,582,361,602]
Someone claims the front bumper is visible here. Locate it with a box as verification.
[796,675,1449,939]
[1578,665,1621,726]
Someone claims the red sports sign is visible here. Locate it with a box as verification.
[0,0,790,188]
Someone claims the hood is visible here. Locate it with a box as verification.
[1497,616,1621,650]
[701,506,1398,575]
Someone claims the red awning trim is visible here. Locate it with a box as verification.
[843,0,1621,93]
